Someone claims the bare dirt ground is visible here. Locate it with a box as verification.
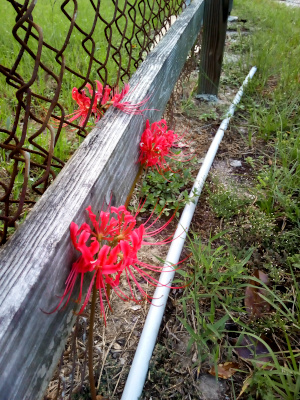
[45,16,256,400]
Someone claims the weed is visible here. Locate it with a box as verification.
[176,233,252,363]
[177,3,300,393]
[135,158,197,217]
[181,96,219,121]
[177,232,300,399]
[0,0,173,229]
[207,181,251,220]
[253,132,300,225]
[175,1,300,398]
[199,110,218,121]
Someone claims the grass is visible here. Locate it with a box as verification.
[177,233,300,399]
[175,0,300,398]
[176,233,253,362]
[0,0,180,237]
[0,0,172,122]
[0,0,177,150]
[1,0,299,397]
[0,0,157,135]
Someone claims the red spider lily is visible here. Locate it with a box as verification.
[76,244,124,324]
[96,82,150,115]
[50,242,125,325]
[64,81,150,127]
[113,236,184,306]
[70,221,100,265]
[52,204,181,324]
[86,81,113,108]
[47,223,99,314]
[83,205,117,242]
[138,119,192,174]
[82,205,137,243]
[59,86,103,128]
[65,88,93,127]
[109,205,137,241]
[86,80,104,105]
[95,206,178,307]
[111,84,150,115]
[112,83,130,104]
[138,119,179,171]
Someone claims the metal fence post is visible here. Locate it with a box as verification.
[197,0,230,100]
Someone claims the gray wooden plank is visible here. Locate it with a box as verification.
[0,1,204,399]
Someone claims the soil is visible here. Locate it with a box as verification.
[45,16,259,400]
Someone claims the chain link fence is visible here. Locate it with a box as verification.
[0,0,187,244]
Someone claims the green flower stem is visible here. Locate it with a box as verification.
[88,281,97,400]
[124,164,144,209]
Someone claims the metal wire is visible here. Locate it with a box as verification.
[0,0,187,244]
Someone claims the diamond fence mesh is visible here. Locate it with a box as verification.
[0,0,187,244]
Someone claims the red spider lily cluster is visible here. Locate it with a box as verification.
[54,205,175,324]
[66,81,149,127]
[138,119,188,172]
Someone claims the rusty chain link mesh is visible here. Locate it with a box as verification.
[0,0,187,244]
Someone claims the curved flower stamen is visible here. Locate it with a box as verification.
[63,81,150,128]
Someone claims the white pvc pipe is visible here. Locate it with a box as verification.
[121,66,257,400]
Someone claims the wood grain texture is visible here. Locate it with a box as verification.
[0,1,204,399]
[197,0,230,95]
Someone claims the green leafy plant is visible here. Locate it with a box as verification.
[230,270,300,400]
[254,132,300,224]
[176,233,252,363]
[207,181,252,220]
[137,159,197,216]
[173,1,300,398]
[199,110,218,121]
[176,232,300,398]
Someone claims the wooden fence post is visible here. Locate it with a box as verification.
[197,0,230,100]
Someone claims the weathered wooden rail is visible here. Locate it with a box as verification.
[0,1,205,399]
[0,0,233,398]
